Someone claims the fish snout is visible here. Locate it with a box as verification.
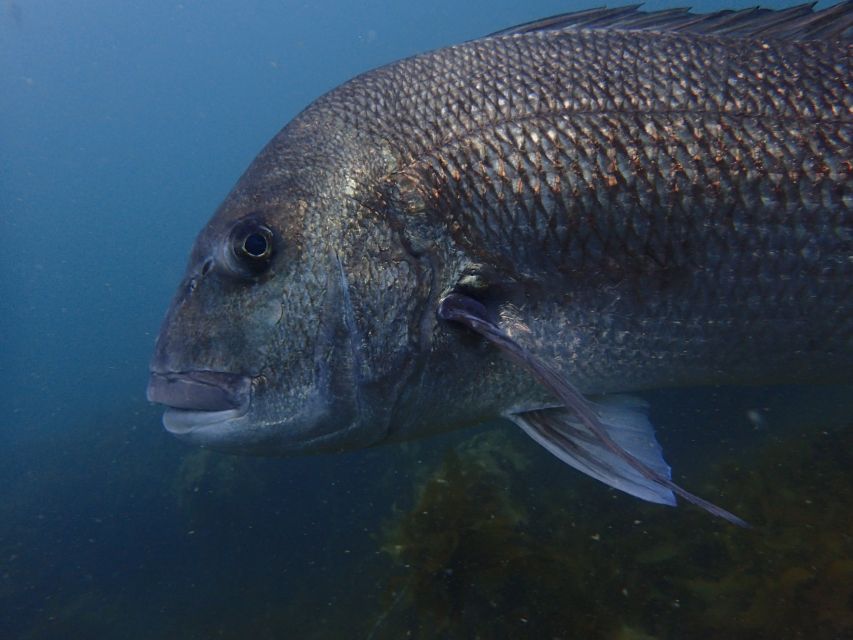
[146,370,251,412]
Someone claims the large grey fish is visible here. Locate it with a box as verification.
[147,4,853,526]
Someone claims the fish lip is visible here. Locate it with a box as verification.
[146,370,252,413]
[161,407,247,435]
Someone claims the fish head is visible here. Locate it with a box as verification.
[147,114,428,455]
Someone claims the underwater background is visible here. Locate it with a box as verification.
[2,1,851,638]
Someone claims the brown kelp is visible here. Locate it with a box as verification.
[374,423,853,639]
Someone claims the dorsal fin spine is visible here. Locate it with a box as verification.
[486,2,853,42]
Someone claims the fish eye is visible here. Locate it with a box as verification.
[242,232,269,258]
[229,219,275,273]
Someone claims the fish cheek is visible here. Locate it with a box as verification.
[334,223,430,431]
[211,206,310,378]
[153,272,269,377]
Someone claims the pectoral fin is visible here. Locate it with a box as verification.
[507,398,676,506]
[438,293,748,527]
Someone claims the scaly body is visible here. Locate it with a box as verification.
[313,25,852,434]
[148,5,852,522]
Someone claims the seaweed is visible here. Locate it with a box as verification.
[372,423,853,639]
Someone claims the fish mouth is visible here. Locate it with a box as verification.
[146,371,251,435]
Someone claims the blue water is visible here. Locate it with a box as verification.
[2,1,851,638]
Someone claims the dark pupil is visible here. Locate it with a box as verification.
[243,233,268,257]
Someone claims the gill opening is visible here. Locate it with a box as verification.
[334,252,366,422]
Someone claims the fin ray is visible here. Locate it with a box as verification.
[486,2,853,42]
[507,402,677,506]
[438,293,749,527]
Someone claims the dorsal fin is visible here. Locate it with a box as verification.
[487,2,853,42]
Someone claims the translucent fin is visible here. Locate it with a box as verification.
[438,292,749,527]
[507,397,676,506]
[486,2,853,43]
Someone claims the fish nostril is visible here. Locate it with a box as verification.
[201,258,213,276]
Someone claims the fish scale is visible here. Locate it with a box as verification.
[405,112,847,272]
[310,26,851,389]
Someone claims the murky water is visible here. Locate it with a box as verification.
[2,2,850,638]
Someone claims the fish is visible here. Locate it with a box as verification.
[147,4,853,526]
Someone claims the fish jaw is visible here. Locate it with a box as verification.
[146,368,367,454]
[145,252,391,455]
[146,370,253,445]
[161,407,248,437]
[146,370,251,412]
